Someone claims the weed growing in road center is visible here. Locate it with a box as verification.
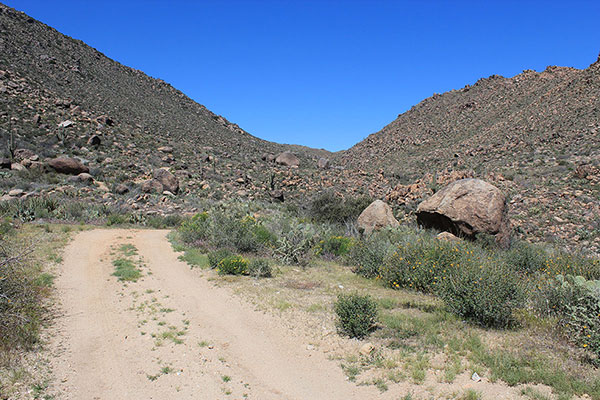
[112,258,142,282]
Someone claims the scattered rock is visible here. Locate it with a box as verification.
[8,189,24,197]
[270,190,284,202]
[0,158,12,169]
[158,146,173,153]
[96,115,113,126]
[11,163,25,171]
[115,184,129,195]
[436,231,461,242]
[72,172,94,184]
[13,148,37,161]
[141,179,163,194]
[153,168,179,194]
[87,135,101,146]
[317,157,330,169]
[94,181,110,192]
[57,120,74,128]
[47,157,89,175]
[574,164,596,179]
[357,200,399,235]
[360,343,375,356]
[416,178,510,247]
[275,152,300,167]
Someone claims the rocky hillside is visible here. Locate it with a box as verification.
[337,54,600,252]
[1,3,599,254]
[0,3,354,209]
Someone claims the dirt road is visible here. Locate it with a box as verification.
[50,229,386,400]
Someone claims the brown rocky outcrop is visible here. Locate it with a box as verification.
[357,200,399,234]
[416,178,510,247]
[47,157,89,175]
[153,168,179,194]
[317,157,330,169]
[141,179,163,194]
[275,152,300,167]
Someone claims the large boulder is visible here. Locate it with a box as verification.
[317,157,330,169]
[275,152,300,167]
[416,178,510,247]
[47,157,89,175]
[357,200,399,235]
[152,168,179,194]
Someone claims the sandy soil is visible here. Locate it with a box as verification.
[49,229,389,400]
[47,228,562,400]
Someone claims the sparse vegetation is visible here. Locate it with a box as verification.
[112,243,142,282]
[0,222,70,396]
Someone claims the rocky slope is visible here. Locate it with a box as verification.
[1,3,598,254]
[337,55,600,253]
[0,3,355,209]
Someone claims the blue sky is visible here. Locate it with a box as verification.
[5,0,599,151]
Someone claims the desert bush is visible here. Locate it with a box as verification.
[216,255,248,276]
[538,275,600,364]
[381,236,462,292]
[540,251,600,281]
[208,248,234,269]
[145,214,183,229]
[347,232,394,278]
[437,261,525,328]
[181,207,273,253]
[505,241,547,274]
[247,258,273,278]
[270,219,317,266]
[316,235,354,258]
[0,238,44,354]
[335,293,378,339]
[0,197,59,222]
[309,192,372,224]
[178,212,210,244]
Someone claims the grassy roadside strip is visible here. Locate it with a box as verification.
[0,221,75,399]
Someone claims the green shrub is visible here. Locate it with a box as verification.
[208,248,234,269]
[0,239,45,352]
[145,214,183,229]
[253,224,277,247]
[248,258,273,278]
[540,252,600,281]
[505,241,547,274]
[309,192,372,224]
[106,213,128,226]
[0,197,59,222]
[178,212,210,244]
[270,219,317,266]
[539,275,600,364]
[347,233,392,278]
[316,235,354,258]
[437,262,525,328]
[335,293,378,339]
[216,255,248,276]
[381,237,461,292]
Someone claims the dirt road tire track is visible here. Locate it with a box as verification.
[50,229,384,400]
